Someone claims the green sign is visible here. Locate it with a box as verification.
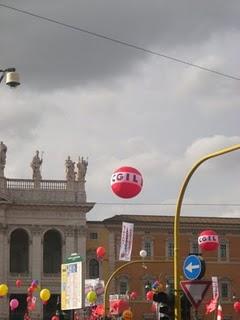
[65,253,84,263]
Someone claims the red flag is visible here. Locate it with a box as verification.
[205,297,218,314]
[217,304,223,320]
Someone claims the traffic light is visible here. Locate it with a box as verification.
[181,293,191,320]
[153,292,170,319]
[165,285,191,320]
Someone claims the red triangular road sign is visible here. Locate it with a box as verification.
[180,280,211,309]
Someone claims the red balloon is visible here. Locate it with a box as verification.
[146,291,154,301]
[130,291,138,300]
[96,246,106,259]
[51,316,60,320]
[111,166,143,199]
[198,229,219,251]
[16,279,23,288]
[234,301,240,313]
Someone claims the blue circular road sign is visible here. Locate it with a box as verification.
[183,255,204,280]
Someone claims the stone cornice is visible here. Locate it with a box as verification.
[4,202,95,210]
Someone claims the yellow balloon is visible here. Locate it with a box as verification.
[86,290,97,303]
[40,288,51,301]
[0,284,8,296]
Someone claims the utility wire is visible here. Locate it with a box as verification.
[1,3,240,81]
[96,202,240,206]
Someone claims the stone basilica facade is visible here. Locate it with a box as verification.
[0,142,94,319]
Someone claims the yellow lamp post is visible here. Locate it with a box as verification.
[174,144,240,320]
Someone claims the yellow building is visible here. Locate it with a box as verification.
[87,214,240,320]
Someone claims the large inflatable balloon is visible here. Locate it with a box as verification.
[111,166,143,198]
[198,229,219,251]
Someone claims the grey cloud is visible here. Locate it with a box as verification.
[1,1,240,90]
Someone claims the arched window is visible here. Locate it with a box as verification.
[89,258,99,279]
[43,230,62,274]
[10,229,29,273]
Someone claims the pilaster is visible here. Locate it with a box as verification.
[0,223,8,320]
[31,225,43,319]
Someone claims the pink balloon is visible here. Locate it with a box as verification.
[10,298,19,310]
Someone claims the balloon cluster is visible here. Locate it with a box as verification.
[26,280,39,312]
[3,278,52,319]
[145,280,164,301]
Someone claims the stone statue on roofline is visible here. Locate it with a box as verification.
[0,141,7,177]
[31,150,43,181]
[77,156,88,181]
[65,156,76,182]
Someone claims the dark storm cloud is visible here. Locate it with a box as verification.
[0,0,240,90]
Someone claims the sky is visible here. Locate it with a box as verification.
[0,1,240,221]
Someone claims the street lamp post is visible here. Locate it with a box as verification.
[103,258,170,316]
[0,67,20,87]
[174,144,240,320]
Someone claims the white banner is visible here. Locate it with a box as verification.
[119,222,134,261]
[212,276,219,299]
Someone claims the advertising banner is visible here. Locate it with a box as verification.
[119,222,134,261]
[61,261,82,310]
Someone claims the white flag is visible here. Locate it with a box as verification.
[217,304,223,320]
[119,222,134,261]
[212,276,219,299]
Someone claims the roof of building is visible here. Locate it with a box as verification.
[101,214,240,225]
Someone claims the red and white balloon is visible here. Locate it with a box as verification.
[198,229,219,251]
[111,166,143,199]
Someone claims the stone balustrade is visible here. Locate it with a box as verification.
[0,178,87,204]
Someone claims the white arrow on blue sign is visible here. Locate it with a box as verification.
[183,255,203,280]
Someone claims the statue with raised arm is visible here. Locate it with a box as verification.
[31,150,43,180]
[65,156,76,181]
[77,156,88,181]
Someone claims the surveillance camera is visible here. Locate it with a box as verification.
[5,71,20,87]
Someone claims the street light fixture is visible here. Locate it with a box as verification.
[0,68,20,87]
[174,144,240,320]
